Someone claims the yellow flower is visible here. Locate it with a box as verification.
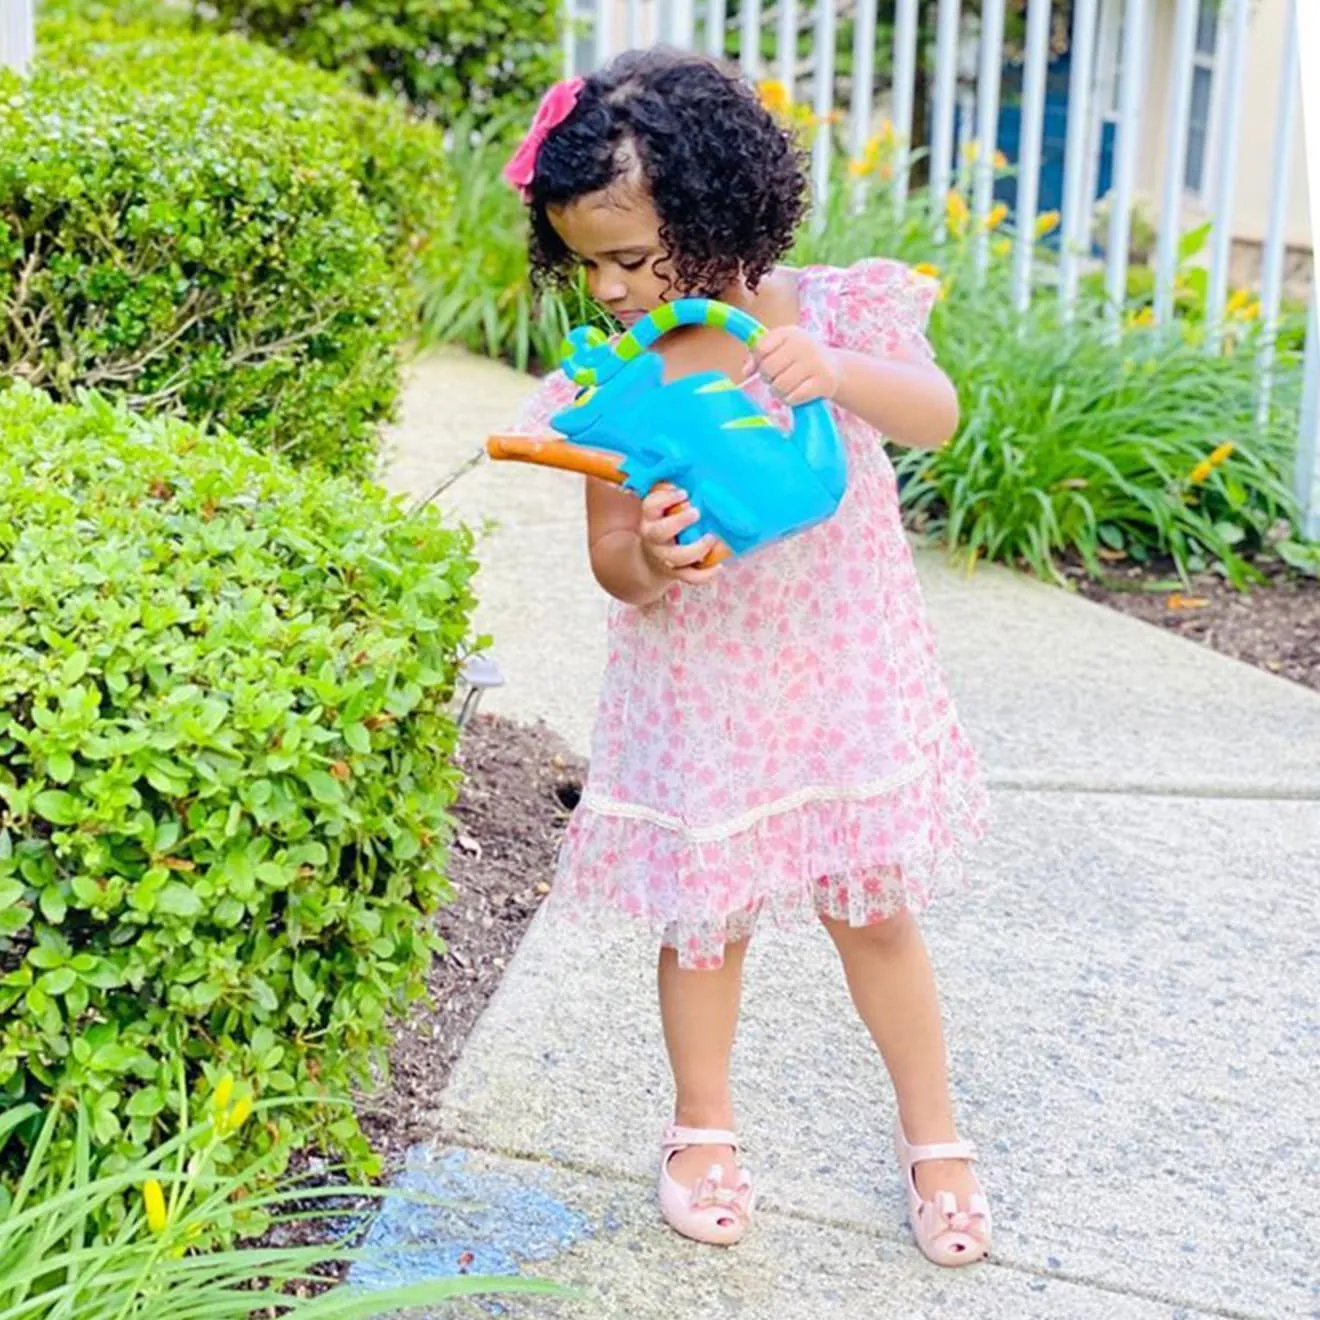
[226,1096,253,1133]
[757,79,790,117]
[1188,460,1215,484]
[211,1074,234,1118]
[913,262,940,281]
[946,190,970,235]
[1035,210,1061,237]
[992,237,1012,258]
[849,135,881,178]
[986,201,1009,231]
[1224,288,1250,316]
[1209,442,1235,466]
[993,149,1008,170]
[962,140,979,163]
[1238,298,1261,322]
[143,1179,168,1234]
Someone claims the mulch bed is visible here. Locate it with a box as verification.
[251,713,586,1302]
[1065,558,1320,696]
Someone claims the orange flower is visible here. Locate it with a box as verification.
[1188,459,1214,484]
[1209,441,1235,466]
[985,201,1009,231]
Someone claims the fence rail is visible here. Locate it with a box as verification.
[569,0,1318,540]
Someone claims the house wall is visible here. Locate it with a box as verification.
[1138,0,1311,258]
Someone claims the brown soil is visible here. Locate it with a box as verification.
[1065,558,1320,695]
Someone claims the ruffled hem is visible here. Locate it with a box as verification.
[547,724,988,970]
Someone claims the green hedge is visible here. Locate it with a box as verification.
[200,0,561,126]
[3,24,451,474]
[0,386,478,1205]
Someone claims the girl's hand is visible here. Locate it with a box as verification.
[639,485,722,586]
[744,326,840,406]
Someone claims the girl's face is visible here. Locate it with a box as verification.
[549,185,676,328]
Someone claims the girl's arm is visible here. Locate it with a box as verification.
[830,343,960,451]
[586,478,721,607]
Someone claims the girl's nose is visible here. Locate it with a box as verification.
[591,271,628,306]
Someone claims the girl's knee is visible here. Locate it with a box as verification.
[820,906,917,953]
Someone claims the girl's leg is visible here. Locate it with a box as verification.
[658,936,748,1190]
[820,908,979,1207]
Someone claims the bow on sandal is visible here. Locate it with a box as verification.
[658,1122,755,1247]
[894,1119,992,1267]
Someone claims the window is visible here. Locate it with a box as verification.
[1184,0,1220,194]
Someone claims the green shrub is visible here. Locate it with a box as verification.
[200,0,561,126]
[3,26,450,473]
[0,386,479,1203]
[418,115,601,372]
[36,22,452,291]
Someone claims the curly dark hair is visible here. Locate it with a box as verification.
[527,48,809,297]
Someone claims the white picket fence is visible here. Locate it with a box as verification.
[2,0,1315,536]
[569,0,1319,540]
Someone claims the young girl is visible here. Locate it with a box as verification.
[504,47,991,1267]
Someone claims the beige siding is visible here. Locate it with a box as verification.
[1139,0,1310,254]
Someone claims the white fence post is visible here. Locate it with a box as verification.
[972,0,1006,279]
[891,0,919,216]
[740,0,761,78]
[930,0,962,240]
[1256,1,1300,423]
[849,0,879,209]
[1059,0,1099,317]
[706,0,727,56]
[1013,0,1051,312]
[1,0,34,75]
[1299,301,1320,541]
[1105,0,1148,333]
[777,0,798,92]
[594,0,614,67]
[1153,0,1199,325]
[1204,0,1250,354]
[811,0,837,225]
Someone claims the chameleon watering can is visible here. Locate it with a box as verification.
[486,299,847,568]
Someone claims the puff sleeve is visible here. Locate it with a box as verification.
[818,258,939,362]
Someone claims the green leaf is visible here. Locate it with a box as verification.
[304,770,344,805]
[61,652,91,686]
[126,1088,165,1118]
[38,967,77,997]
[155,883,203,918]
[47,751,76,785]
[39,886,67,924]
[33,790,80,826]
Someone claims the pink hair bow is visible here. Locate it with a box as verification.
[502,77,585,202]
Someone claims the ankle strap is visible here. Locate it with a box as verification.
[662,1122,739,1153]
[905,1138,978,1165]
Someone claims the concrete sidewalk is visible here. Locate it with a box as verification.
[361,347,1320,1319]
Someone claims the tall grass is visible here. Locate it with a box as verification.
[902,293,1300,585]
[1,1087,561,1319]
[416,115,601,372]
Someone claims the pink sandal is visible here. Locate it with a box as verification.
[894,1119,992,1266]
[658,1122,755,1246]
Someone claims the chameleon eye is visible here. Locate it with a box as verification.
[573,386,598,407]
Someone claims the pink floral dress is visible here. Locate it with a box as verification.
[515,259,987,970]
